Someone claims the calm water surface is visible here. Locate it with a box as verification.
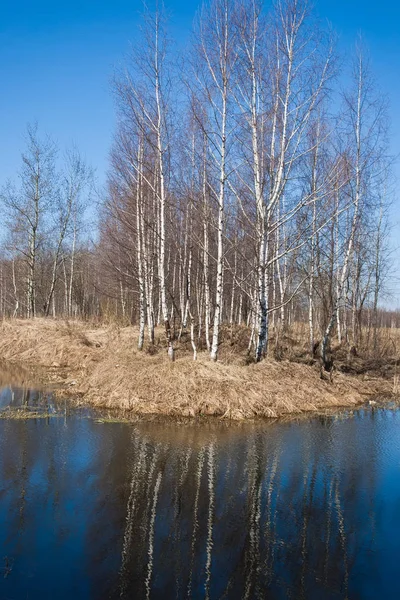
[0,386,399,599]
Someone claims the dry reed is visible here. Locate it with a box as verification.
[0,318,395,420]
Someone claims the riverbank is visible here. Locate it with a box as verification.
[0,319,396,419]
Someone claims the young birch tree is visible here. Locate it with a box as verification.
[44,149,89,317]
[233,0,334,360]
[113,7,175,359]
[1,124,57,318]
[321,44,388,369]
[192,0,238,361]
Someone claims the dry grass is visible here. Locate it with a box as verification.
[0,318,395,420]
[0,408,60,420]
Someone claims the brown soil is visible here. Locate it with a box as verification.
[0,318,396,420]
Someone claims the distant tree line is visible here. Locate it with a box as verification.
[0,0,396,366]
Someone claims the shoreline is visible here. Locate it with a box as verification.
[0,318,396,420]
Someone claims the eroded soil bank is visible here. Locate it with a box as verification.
[0,318,396,419]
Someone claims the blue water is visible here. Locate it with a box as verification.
[0,388,399,599]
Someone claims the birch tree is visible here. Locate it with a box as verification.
[321,44,388,369]
[192,0,238,361]
[1,124,57,318]
[112,7,175,358]
[232,0,334,360]
[44,148,90,317]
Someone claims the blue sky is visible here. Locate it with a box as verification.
[0,0,399,304]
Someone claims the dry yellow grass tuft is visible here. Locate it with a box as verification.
[0,318,394,420]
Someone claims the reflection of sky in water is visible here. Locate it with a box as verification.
[0,400,399,599]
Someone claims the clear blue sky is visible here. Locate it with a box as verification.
[0,0,399,304]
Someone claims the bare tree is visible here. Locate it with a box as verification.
[321,43,388,369]
[1,123,57,318]
[191,0,238,361]
[44,148,90,317]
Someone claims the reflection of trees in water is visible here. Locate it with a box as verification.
[0,384,55,412]
[187,447,205,598]
[116,417,379,599]
[205,442,215,600]
[145,470,162,600]
[0,410,384,598]
[118,432,164,598]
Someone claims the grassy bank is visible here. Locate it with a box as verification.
[0,318,397,419]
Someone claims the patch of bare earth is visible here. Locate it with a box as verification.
[0,319,394,419]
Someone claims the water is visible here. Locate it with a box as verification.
[0,385,57,412]
[0,387,399,599]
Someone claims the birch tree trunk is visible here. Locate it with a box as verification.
[321,53,365,369]
[154,13,174,360]
[203,0,232,362]
[68,217,76,317]
[203,156,211,352]
[136,140,146,350]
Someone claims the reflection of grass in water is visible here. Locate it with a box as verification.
[95,416,132,424]
[0,408,61,420]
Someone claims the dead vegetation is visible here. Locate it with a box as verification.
[0,318,397,420]
[0,408,60,420]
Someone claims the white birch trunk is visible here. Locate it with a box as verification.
[136,140,145,350]
[210,5,229,362]
[321,55,363,368]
